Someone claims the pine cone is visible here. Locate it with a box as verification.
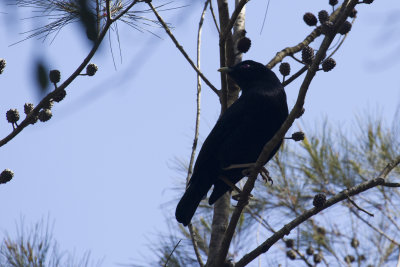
[302,46,314,65]
[318,10,329,24]
[86,63,98,76]
[279,62,291,76]
[0,58,6,74]
[49,70,61,84]
[338,21,352,35]
[313,253,322,264]
[322,58,336,72]
[24,103,34,115]
[329,0,338,6]
[237,37,252,53]
[285,239,294,248]
[0,169,14,184]
[313,193,326,207]
[6,109,20,124]
[39,109,52,122]
[287,250,296,260]
[291,132,305,141]
[53,89,67,103]
[344,255,355,263]
[303,12,318,26]
[349,8,358,18]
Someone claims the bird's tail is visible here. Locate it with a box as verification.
[175,179,208,226]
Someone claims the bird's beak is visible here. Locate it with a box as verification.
[218,67,233,73]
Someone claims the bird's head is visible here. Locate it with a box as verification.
[218,60,280,91]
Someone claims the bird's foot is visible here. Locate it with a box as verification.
[240,165,273,185]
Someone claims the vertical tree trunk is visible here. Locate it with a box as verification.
[206,1,246,266]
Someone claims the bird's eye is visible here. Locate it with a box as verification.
[241,64,251,69]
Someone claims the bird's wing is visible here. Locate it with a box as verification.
[192,91,286,177]
[217,92,288,166]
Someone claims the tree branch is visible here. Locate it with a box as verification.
[266,5,347,69]
[148,2,220,96]
[219,0,249,45]
[111,0,140,22]
[185,2,209,266]
[0,19,113,148]
[0,0,144,148]
[209,0,220,34]
[282,65,307,87]
[235,154,400,266]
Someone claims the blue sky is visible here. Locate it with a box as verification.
[0,0,399,266]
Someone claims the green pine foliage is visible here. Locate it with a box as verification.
[152,115,400,266]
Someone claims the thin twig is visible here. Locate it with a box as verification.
[111,0,140,22]
[96,0,100,34]
[209,0,220,34]
[148,2,220,96]
[347,196,374,217]
[163,239,181,267]
[105,0,112,21]
[185,2,209,266]
[397,247,400,267]
[289,54,304,64]
[326,17,356,59]
[282,66,308,87]
[382,182,400,187]
[188,225,205,267]
[292,247,313,267]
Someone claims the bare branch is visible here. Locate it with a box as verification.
[163,240,181,267]
[209,0,220,34]
[185,2,209,266]
[0,19,113,148]
[382,182,400,187]
[282,66,308,87]
[188,225,205,267]
[266,5,347,69]
[147,2,220,96]
[219,0,249,44]
[105,0,112,21]
[347,196,374,217]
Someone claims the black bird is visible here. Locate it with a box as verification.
[175,60,289,226]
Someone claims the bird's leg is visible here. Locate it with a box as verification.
[219,175,242,194]
[218,175,253,201]
[223,163,255,171]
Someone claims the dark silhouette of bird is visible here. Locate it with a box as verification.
[175,60,289,226]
